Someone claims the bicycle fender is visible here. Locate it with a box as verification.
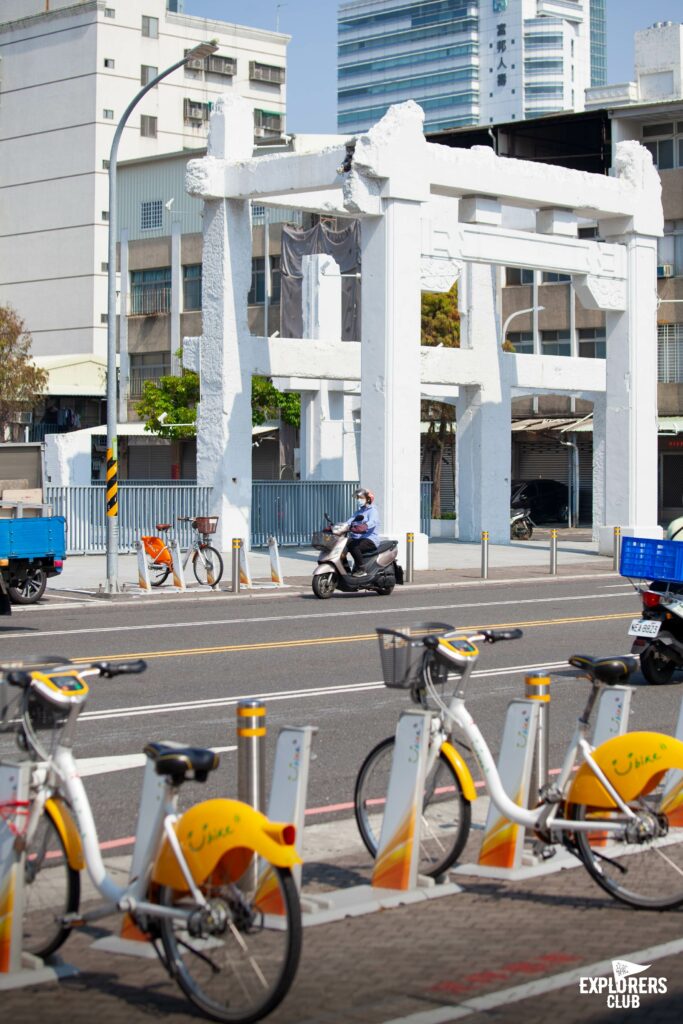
[151,799,301,892]
[566,731,683,810]
[440,742,477,803]
[45,797,84,871]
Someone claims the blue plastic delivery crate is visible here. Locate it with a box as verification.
[619,536,683,582]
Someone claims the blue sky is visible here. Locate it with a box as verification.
[183,1,683,132]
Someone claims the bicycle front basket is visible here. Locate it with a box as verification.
[193,516,218,535]
[376,622,453,689]
[311,531,336,551]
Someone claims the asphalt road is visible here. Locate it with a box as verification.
[2,571,679,851]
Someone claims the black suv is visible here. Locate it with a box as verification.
[511,479,569,524]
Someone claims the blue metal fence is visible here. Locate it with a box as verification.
[47,480,432,553]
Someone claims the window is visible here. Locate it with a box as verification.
[507,331,533,354]
[184,98,211,124]
[100,313,108,324]
[140,115,157,138]
[505,268,534,285]
[129,351,171,397]
[102,211,109,221]
[578,328,606,359]
[642,123,682,170]
[103,109,114,119]
[541,330,570,356]
[254,109,283,136]
[249,61,285,84]
[104,7,115,17]
[206,55,236,77]
[645,138,675,170]
[104,58,115,69]
[659,324,683,382]
[542,271,570,283]
[578,225,599,240]
[101,262,109,272]
[142,15,158,38]
[141,64,158,86]
[140,199,163,230]
[658,220,683,276]
[248,257,281,305]
[130,267,171,315]
[102,159,110,170]
[183,264,202,310]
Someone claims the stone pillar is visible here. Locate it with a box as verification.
[598,232,661,552]
[456,262,511,544]
[592,392,606,542]
[194,99,254,552]
[299,255,345,481]
[360,197,426,565]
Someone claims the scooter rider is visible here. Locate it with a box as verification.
[347,488,380,575]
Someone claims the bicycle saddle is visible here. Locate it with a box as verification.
[156,523,171,531]
[569,654,638,686]
[144,742,219,784]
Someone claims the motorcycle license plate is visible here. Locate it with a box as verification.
[628,618,661,638]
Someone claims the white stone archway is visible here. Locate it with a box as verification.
[185,98,663,566]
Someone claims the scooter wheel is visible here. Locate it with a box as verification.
[640,642,677,685]
[375,586,394,596]
[312,572,338,599]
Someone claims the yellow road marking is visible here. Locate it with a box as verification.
[73,611,635,664]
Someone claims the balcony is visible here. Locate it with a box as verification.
[129,364,170,399]
[129,284,171,316]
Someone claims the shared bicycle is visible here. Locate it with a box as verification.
[355,623,683,909]
[141,515,224,587]
[0,656,301,1023]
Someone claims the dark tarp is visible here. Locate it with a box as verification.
[280,221,360,341]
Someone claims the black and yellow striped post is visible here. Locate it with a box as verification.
[525,674,550,794]
[106,445,118,519]
[237,700,266,812]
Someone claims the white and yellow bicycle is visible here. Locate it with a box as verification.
[355,624,683,909]
[0,656,301,1023]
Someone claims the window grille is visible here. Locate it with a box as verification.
[249,62,285,84]
[103,109,114,119]
[130,268,171,316]
[183,264,202,311]
[140,199,163,231]
[184,98,211,123]
[659,323,683,383]
[104,7,115,18]
[207,55,236,76]
[104,58,115,69]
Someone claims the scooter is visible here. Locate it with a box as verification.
[510,507,534,540]
[311,514,403,599]
[629,580,683,684]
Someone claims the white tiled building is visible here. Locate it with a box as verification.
[337,0,603,134]
[0,0,288,377]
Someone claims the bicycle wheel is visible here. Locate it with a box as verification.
[193,545,224,586]
[354,736,471,878]
[159,864,301,1024]
[572,797,683,909]
[149,562,171,587]
[22,807,80,959]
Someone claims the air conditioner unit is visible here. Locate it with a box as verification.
[185,58,205,71]
[15,410,33,425]
[254,126,267,137]
[658,264,674,278]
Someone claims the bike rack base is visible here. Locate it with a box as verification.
[0,953,77,991]
[299,876,463,928]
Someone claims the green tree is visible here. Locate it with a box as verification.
[0,306,47,439]
[136,368,300,438]
[420,283,459,515]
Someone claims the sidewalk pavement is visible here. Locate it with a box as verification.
[50,530,614,596]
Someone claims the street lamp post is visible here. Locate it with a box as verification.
[104,39,218,593]
[501,305,545,349]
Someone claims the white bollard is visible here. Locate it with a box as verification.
[169,538,186,591]
[136,540,151,592]
[268,535,285,587]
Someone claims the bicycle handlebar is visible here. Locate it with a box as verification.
[3,658,147,687]
[424,627,523,648]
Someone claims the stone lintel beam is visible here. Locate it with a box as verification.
[187,148,347,201]
[507,352,606,392]
[460,223,627,280]
[573,274,627,311]
[248,337,361,379]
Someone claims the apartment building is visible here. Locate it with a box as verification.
[0,0,288,438]
[337,0,604,135]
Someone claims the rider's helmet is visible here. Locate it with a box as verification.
[667,516,683,541]
[353,487,374,506]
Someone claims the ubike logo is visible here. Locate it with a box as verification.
[579,960,667,1009]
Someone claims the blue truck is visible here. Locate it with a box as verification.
[0,516,66,614]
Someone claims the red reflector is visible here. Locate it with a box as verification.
[282,824,296,846]
[642,591,661,608]
[54,560,63,568]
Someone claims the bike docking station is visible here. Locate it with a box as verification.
[453,673,633,882]
[230,536,287,592]
[0,760,78,989]
[135,537,187,594]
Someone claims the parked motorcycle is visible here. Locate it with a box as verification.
[311,515,403,599]
[628,580,683,684]
[510,507,534,540]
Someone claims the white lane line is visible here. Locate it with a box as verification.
[75,744,236,776]
[1,591,639,641]
[380,937,683,1024]
[77,660,568,724]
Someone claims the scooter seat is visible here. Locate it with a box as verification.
[376,540,397,554]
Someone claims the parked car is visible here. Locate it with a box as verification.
[510,479,569,525]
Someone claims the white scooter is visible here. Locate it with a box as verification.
[311,514,403,599]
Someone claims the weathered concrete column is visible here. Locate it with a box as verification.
[456,262,511,544]
[598,231,661,550]
[188,98,254,553]
[361,197,426,565]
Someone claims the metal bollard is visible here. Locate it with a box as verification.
[231,537,241,594]
[405,532,414,583]
[481,531,489,580]
[613,526,622,573]
[549,529,558,576]
[525,674,550,796]
[236,699,266,811]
